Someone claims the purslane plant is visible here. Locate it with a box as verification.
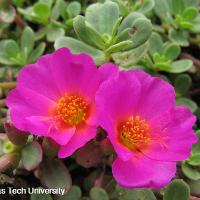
[6,48,197,189]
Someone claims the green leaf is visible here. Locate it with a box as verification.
[168,29,189,47]
[28,42,46,63]
[163,179,190,200]
[188,179,200,196]
[112,42,149,67]
[54,37,104,59]
[39,0,53,7]
[73,15,105,49]
[154,0,170,22]
[31,191,53,200]
[176,97,198,113]
[117,12,152,49]
[46,24,65,42]
[174,74,192,96]
[149,32,163,56]
[137,0,155,14]
[58,186,82,200]
[105,40,132,54]
[67,1,81,17]
[90,187,109,200]
[168,0,185,14]
[21,141,43,171]
[163,43,180,61]
[33,3,50,23]
[168,59,193,73]
[51,0,66,20]
[191,15,200,33]
[0,41,14,64]
[21,26,35,59]
[182,7,198,21]
[12,0,25,7]
[115,186,157,200]
[188,154,200,166]
[4,40,20,59]
[39,159,71,192]
[181,162,200,180]
[85,1,119,35]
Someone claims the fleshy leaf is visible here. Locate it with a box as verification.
[58,186,82,200]
[73,15,105,49]
[85,1,119,35]
[38,159,72,192]
[181,162,200,180]
[67,1,81,17]
[90,187,109,200]
[21,26,35,59]
[75,142,104,168]
[46,23,65,42]
[21,141,43,171]
[163,179,190,200]
[117,12,152,49]
[149,32,163,56]
[163,43,180,61]
[174,74,192,96]
[31,190,53,200]
[54,37,105,64]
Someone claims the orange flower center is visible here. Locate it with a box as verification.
[118,115,151,151]
[56,95,88,126]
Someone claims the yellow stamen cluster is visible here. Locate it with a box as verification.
[119,115,151,151]
[56,95,88,126]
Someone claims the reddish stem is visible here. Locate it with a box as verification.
[181,53,200,69]
[14,14,26,29]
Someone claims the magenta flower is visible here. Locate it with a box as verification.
[96,70,197,189]
[6,48,118,158]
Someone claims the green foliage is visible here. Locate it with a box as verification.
[0,27,45,67]
[113,185,157,200]
[90,187,109,200]
[144,32,193,73]
[38,159,72,191]
[154,0,200,46]
[55,1,152,66]
[21,141,43,171]
[174,74,192,96]
[31,191,53,200]
[163,179,190,200]
[58,186,82,200]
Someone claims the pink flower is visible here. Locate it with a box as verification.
[96,70,197,189]
[6,48,118,158]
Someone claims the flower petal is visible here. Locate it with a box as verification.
[141,106,197,161]
[132,70,175,120]
[6,87,55,131]
[17,54,61,101]
[58,126,97,158]
[112,156,176,189]
[96,71,141,122]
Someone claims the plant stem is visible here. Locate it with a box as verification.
[0,82,16,90]
[181,53,200,69]
[14,14,26,29]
